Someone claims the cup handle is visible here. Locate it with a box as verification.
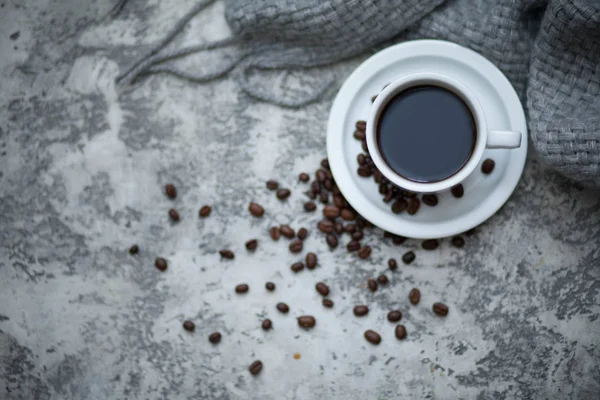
[487,130,522,149]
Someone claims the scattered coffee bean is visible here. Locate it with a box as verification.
[291,262,304,273]
[297,228,308,240]
[129,245,139,255]
[353,305,369,317]
[265,282,276,291]
[248,202,265,217]
[298,173,310,182]
[316,282,330,297]
[408,288,421,305]
[402,251,415,264]
[245,239,258,251]
[387,310,402,322]
[304,201,317,212]
[305,252,318,269]
[422,194,438,207]
[168,208,180,222]
[235,284,249,294]
[346,240,361,252]
[297,315,316,329]
[182,320,195,331]
[311,181,321,194]
[249,360,263,375]
[356,120,367,131]
[333,196,346,209]
[155,257,168,271]
[344,224,357,234]
[391,199,408,214]
[373,170,383,183]
[316,169,327,182]
[322,298,334,308]
[377,274,389,285]
[451,184,464,198]
[279,225,295,239]
[367,278,378,292]
[404,191,417,198]
[334,222,344,235]
[262,319,273,330]
[318,220,334,233]
[323,205,340,218]
[356,219,366,229]
[199,205,212,217]
[407,198,421,215]
[319,192,329,204]
[269,226,281,241]
[321,158,330,170]
[208,332,222,344]
[326,233,338,249]
[307,190,317,200]
[388,258,398,270]
[332,184,341,195]
[219,249,235,259]
[451,235,465,248]
[276,302,290,313]
[277,188,291,200]
[392,235,406,245]
[482,159,495,174]
[165,184,177,199]
[353,130,366,140]
[352,231,364,241]
[340,208,357,221]
[266,180,279,190]
[422,239,439,250]
[364,330,382,345]
[361,140,369,152]
[383,191,394,203]
[357,153,366,165]
[357,166,373,177]
[433,302,449,316]
[395,324,407,340]
[289,240,303,253]
[358,246,372,259]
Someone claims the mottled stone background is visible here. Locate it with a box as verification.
[1,1,599,399]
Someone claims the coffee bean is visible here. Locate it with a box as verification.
[451,235,465,248]
[155,257,168,271]
[199,205,212,217]
[422,239,439,250]
[276,188,291,200]
[297,228,308,240]
[266,180,279,190]
[422,194,438,207]
[383,191,394,203]
[318,219,334,233]
[340,208,357,221]
[392,235,406,245]
[353,130,366,140]
[402,251,415,264]
[481,159,495,174]
[269,227,281,241]
[367,278,378,292]
[358,246,372,259]
[466,228,477,236]
[357,167,373,177]
[265,282,276,291]
[279,225,295,239]
[388,258,398,270]
[334,222,344,235]
[391,198,408,214]
[332,195,345,209]
[245,239,258,251]
[208,332,221,344]
[344,224,357,234]
[299,173,310,182]
[353,305,369,316]
[387,310,402,322]
[321,158,330,170]
[408,288,421,305]
[332,184,341,195]
[248,202,265,217]
[451,184,464,198]
[249,360,263,375]
[220,249,235,259]
[168,208,180,222]
[378,182,388,194]
[311,181,321,194]
[129,245,139,255]
[404,190,417,198]
[235,284,249,294]
[356,120,367,131]
[304,201,317,212]
[372,169,382,184]
[319,192,329,204]
[323,205,340,218]
[322,298,334,308]
[289,240,303,253]
[297,315,316,329]
[433,302,449,316]
[305,252,318,269]
[307,190,317,199]
[352,231,364,241]
[316,169,327,182]
[357,153,367,165]
[383,231,393,238]
[165,184,177,199]
[326,233,338,249]
[182,320,195,331]
[377,274,389,285]
[315,282,330,297]
[346,240,361,252]
[356,219,366,229]
[361,140,369,152]
[407,198,421,215]
[262,319,272,330]
[276,302,289,313]
[395,324,407,340]
[364,330,381,345]
[291,262,304,273]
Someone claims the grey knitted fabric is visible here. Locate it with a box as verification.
[117,0,600,188]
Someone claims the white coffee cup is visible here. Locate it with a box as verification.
[366,72,522,194]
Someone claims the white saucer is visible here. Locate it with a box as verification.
[327,40,528,239]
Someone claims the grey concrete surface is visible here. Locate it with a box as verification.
[1,1,599,399]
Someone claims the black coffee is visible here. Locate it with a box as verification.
[377,85,476,183]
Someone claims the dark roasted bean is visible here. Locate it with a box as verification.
[433,302,449,316]
[391,198,408,214]
[129,245,139,255]
[199,205,212,217]
[249,360,263,375]
[404,191,417,198]
[304,201,317,212]
[266,180,279,190]
[291,262,304,273]
[235,284,249,294]
[183,320,195,331]
[356,219,366,229]
[402,251,415,264]
[321,158,330,170]
[364,330,381,345]
[307,190,317,199]
[377,274,389,285]
[422,239,439,250]
[208,332,221,344]
[340,208,357,221]
[297,316,316,329]
[357,153,367,165]
[248,202,265,217]
[276,188,291,200]
[392,235,406,245]
[155,257,168,271]
[346,240,361,252]
[407,198,421,215]
[357,167,373,177]
[323,178,334,191]
[269,227,281,241]
[367,278,378,292]
[326,233,338,249]
[451,184,464,198]
[332,184,341,195]
[168,208,180,222]
[481,159,495,174]
[408,288,421,305]
[262,319,272,330]
[311,181,321,194]
[265,282,276,291]
[379,182,388,194]
[451,236,465,248]
[387,310,402,322]
[373,169,383,184]
[353,305,369,316]
[245,239,258,251]
[395,324,407,340]
[422,194,438,207]
[361,140,369,152]
[289,240,303,253]
[353,130,366,140]
[388,258,398,270]
[358,246,372,259]
[333,196,346,209]
[315,282,330,297]
[383,191,394,203]
[352,231,364,241]
[316,169,327,182]
[356,120,367,131]
[323,205,340,218]
[276,302,289,313]
[220,249,235,259]
[279,225,295,239]
[319,191,329,204]
[165,184,177,199]
[298,173,310,182]
[305,252,318,269]
[334,222,344,235]
[322,298,334,308]
[318,219,334,233]
[344,224,357,234]
[297,228,308,240]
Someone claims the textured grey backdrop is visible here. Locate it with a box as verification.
[1,1,599,399]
